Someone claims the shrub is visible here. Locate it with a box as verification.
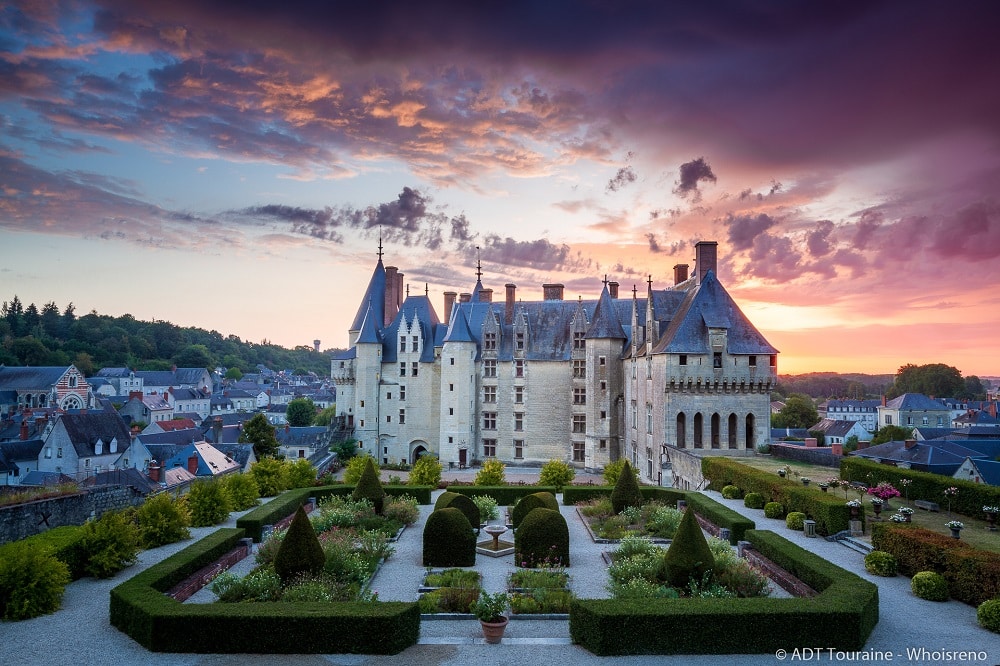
[471,495,499,522]
[610,461,642,514]
[511,493,547,529]
[743,492,765,509]
[221,472,260,511]
[424,568,481,588]
[644,505,683,539]
[80,510,140,578]
[475,458,506,486]
[785,512,806,530]
[764,502,785,519]
[0,541,71,620]
[352,457,387,515]
[515,507,570,567]
[713,558,771,598]
[135,492,191,548]
[721,485,742,500]
[539,459,575,491]
[186,478,233,526]
[659,508,714,589]
[435,491,481,528]
[423,507,476,567]
[911,571,949,601]
[864,551,898,577]
[978,598,1000,634]
[250,457,290,497]
[273,505,326,585]
[344,454,379,485]
[383,494,420,525]
[408,455,442,487]
[287,458,318,488]
[603,458,638,486]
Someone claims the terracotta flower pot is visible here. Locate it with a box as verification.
[480,617,508,644]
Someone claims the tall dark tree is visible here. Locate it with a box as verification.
[772,394,819,429]
[60,302,76,338]
[239,413,281,459]
[963,376,986,401]
[285,397,316,427]
[887,363,964,399]
[41,301,61,339]
[872,425,914,445]
[4,295,23,335]
[22,303,40,335]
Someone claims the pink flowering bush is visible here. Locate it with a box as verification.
[867,482,901,501]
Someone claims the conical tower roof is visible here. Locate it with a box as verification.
[585,283,626,339]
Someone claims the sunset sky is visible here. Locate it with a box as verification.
[2,1,999,377]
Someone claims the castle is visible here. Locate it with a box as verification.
[332,240,778,487]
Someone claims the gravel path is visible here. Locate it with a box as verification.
[4,482,998,665]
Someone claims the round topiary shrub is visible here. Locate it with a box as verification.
[423,507,476,567]
[611,461,642,514]
[511,493,547,529]
[352,456,386,514]
[721,485,742,500]
[273,505,326,585]
[515,508,570,567]
[435,492,481,529]
[864,551,898,577]
[743,493,765,509]
[659,508,714,588]
[530,491,560,512]
[977,598,1000,633]
[785,511,806,530]
[911,571,949,601]
[764,502,786,519]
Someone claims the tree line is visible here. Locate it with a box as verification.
[1,295,339,376]
[775,366,988,401]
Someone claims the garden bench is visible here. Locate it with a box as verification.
[914,500,939,512]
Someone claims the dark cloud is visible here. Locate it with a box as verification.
[725,212,776,251]
[606,165,636,193]
[930,200,1000,260]
[851,209,883,249]
[806,220,835,257]
[646,233,661,253]
[672,157,717,202]
[478,235,592,272]
[450,214,475,242]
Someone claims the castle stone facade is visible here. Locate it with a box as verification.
[332,241,778,487]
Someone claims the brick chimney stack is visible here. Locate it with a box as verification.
[459,293,471,303]
[187,454,199,475]
[384,266,399,326]
[542,284,564,300]
[673,264,689,285]
[443,291,457,324]
[504,284,516,324]
[608,281,619,298]
[148,461,160,483]
[19,419,29,440]
[694,241,718,285]
[480,288,493,303]
[904,439,917,450]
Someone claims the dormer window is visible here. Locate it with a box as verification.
[110,437,118,453]
[483,332,497,351]
[515,332,525,351]
[95,438,104,455]
[573,331,585,350]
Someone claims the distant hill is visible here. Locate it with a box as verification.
[776,372,895,400]
[0,295,340,377]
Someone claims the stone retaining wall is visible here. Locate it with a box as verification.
[769,443,840,468]
[0,485,146,545]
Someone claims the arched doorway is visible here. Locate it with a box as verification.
[410,441,428,463]
[745,413,756,450]
[728,413,738,449]
[711,413,721,449]
[676,412,686,448]
[693,413,703,448]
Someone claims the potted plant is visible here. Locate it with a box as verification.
[846,499,862,518]
[471,590,509,643]
[801,477,811,487]
[946,520,964,539]
[984,505,999,531]
[870,497,884,518]
[897,506,914,523]
[777,467,787,478]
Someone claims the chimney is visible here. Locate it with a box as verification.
[212,417,223,443]
[504,284,516,324]
[171,364,177,373]
[881,395,887,407]
[384,266,399,326]
[904,439,917,450]
[443,291,457,324]
[130,424,140,439]
[989,402,998,419]
[187,454,199,475]
[694,241,718,285]
[396,272,404,307]
[19,419,29,440]
[543,283,565,300]
[459,293,471,303]
[148,461,160,483]
[480,288,493,303]
[805,437,818,448]
[285,424,290,433]
[129,391,143,401]
[608,281,619,298]
[673,264,689,285]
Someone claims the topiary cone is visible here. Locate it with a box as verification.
[352,456,386,515]
[659,506,714,589]
[610,460,642,514]
[273,505,325,585]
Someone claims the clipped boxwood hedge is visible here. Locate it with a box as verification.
[841,457,1000,518]
[445,485,558,506]
[702,457,859,536]
[109,528,419,654]
[570,528,879,655]
[871,522,1000,606]
[237,485,433,541]
[563,486,753,545]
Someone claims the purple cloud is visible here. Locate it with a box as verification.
[672,157,717,202]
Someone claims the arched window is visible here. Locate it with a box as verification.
[745,413,756,450]
[711,413,720,448]
[676,413,686,448]
[728,413,738,449]
[693,413,703,448]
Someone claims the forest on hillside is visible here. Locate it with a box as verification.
[0,295,340,376]
[777,367,991,401]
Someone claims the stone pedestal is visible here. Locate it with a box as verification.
[849,519,863,537]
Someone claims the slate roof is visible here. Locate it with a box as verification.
[134,371,176,387]
[0,438,44,461]
[56,413,132,457]
[0,366,69,389]
[163,442,239,477]
[850,440,983,476]
[81,467,159,493]
[95,367,132,378]
[145,443,187,464]
[138,428,203,447]
[350,259,387,332]
[21,470,75,486]
[356,300,382,344]
[885,393,951,411]
[969,459,1000,486]
[214,443,255,468]
[771,427,810,440]
[809,419,864,438]
[173,368,209,385]
[826,399,880,412]
[170,387,206,401]
[585,284,626,340]
[0,447,16,474]
[442,308,476,344]
[653,271,778,355]
[913,427,956,441]
[949,426,1000,439]
[276,425,328,447]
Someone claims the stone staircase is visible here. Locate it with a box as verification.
[827,530,873,554]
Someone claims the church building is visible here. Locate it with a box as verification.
[332,240,778,487]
